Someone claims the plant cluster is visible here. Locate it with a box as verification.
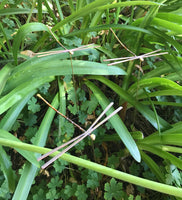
[1,0,182,199]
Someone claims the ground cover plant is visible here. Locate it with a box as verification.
[1,0,182,199]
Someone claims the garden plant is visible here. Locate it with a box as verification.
[1,0,182,199]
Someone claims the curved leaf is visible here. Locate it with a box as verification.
[0,8,38,16]
[0,91,35,192]
[0,130,39,167]
[0,76,54,114]
[0,91,35,130]
[148,27,182,53]
[128,77,182,95]
[152,17,182,35]
[140,133,182,147]
[141,151,165,183]
[156,12,182,25]
[13,22,51,64]
[136,89,182,101]
[87,75,171,131]
[0,63,13,95]
[12,93,60,200]
[65,24,152,38]
[84,79,141,163]
[0,145,15,192]
[99,1,163,10]
[4,59,126,94]
[52,0,113,31]
[139,143,182,170]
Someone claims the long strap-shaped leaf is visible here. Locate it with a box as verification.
[84,79,141,162]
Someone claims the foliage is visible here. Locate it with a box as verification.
[1,0,182,199]
[104,178,126,200]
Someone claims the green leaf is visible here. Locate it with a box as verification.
[156,12,182,25]
[25,127,38,141]
[52,0,113,31]
[1,138,182,197]
[139,143,182,170]
[46,188,61,200]
[128,77,182,95]
[78,111,87,124]
[140,133,182,147]
[108,155,120,169]
[12,94,60,200]
[78,89,86,102]
[88,49,100,61]
[87,170,100,189]
[0,91,35,193]
[32,188,45,200]
[129,163,141,176]
[53,159,68,174]
[66,23,152,39]
[104,178,124,200]
[11,120,20,131]
[87,75,170,131]
[24,114,37,126]
[128,194,141,200]
[0,129,39,167]
[75,185,88,200]
[140,151,165,183]
[0,179,11,199]
[149,26,182,53]
[0,91,35,131]
[0,76,54,115]
[67,87,77,104]
[62,121,75,138]
[68,104,77,115]
[0,63,13,95]
[2,18,15,28]
[0,8,38,16]
[152,17,182,35]
[64,183,77,198]
[84,79,141,163]
[81,94,98,114]
[61,36,82,46]
[165,165,182,187]
[13,22,51,64]
[4,59,126,95]
[38,82,50,95]
[47,176,63,189]
[88,95,98,114]
[27,97,40,113]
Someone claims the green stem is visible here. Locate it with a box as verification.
[161,145,182,154]
[0,138,182,198]
[26,0,36,23]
